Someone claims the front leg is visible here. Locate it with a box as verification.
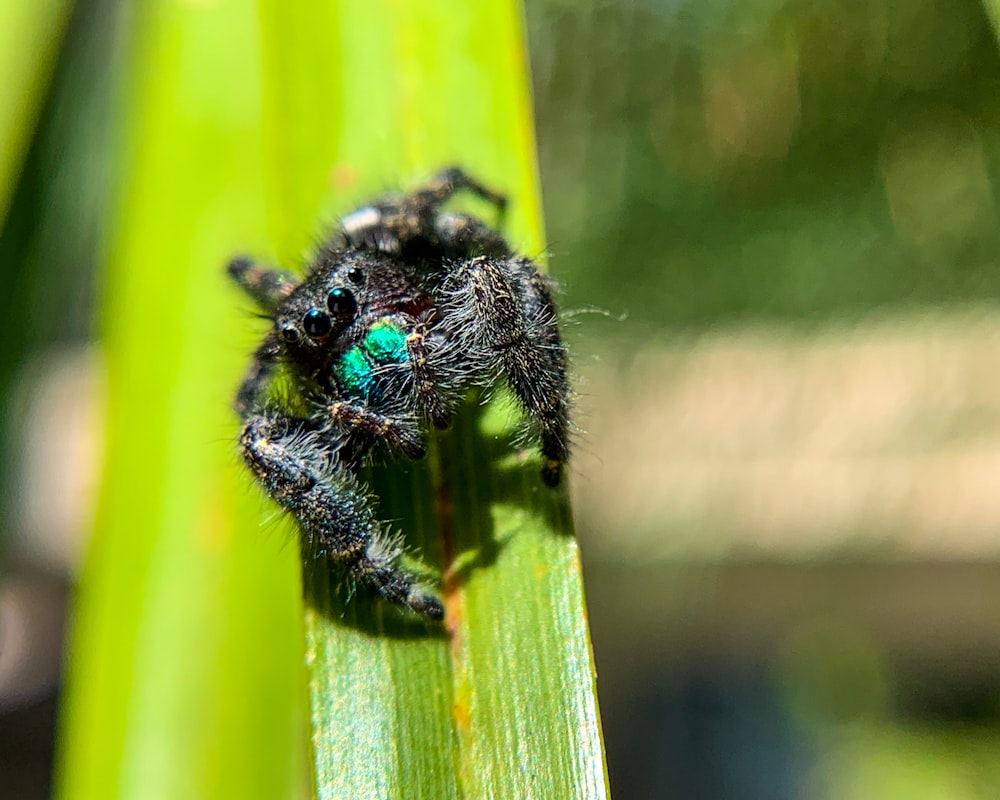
[233,331,281,418]
[239,412,443,619]
[327,400,426,460]
[444,255,571,487]
[227,255,300,416]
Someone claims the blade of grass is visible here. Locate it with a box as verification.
[56,3,307,799]
[257,2,609,797]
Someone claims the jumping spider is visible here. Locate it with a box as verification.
[229,168,569,620]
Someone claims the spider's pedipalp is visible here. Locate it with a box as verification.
[228,256,299,313]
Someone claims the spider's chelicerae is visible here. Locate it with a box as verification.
[229,168,569,620]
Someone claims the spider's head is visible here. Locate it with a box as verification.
[273,249,432,372]
[273,277,359,361]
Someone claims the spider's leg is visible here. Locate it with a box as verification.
[335,168,508,258]
[445,255,570,487]
[239,412,443,619]
[234,331,281,418]
[413,168,510,258]
[327,400,426,460]
[432,212,511,259]
[227,256,299,313]
[227,255,300,417]
[419,166,507,215]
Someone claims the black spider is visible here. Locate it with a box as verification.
[229,168,569,620]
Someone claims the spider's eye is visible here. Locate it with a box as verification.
[346,267,365,286]
[303,308,332,338]
[280,324,299,343]
[327,287,357,317]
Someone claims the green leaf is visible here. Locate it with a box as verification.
[56,3,307,798]
[57,1,608,798]
[262,3,608,797]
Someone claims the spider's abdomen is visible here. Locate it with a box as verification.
[333,319,410,400]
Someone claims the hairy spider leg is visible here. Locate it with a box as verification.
[240,413,444,619]
[420,165,508,215]
[327,401,426,460]
[228,259,303,416]
[337,166,509,258]
[233,332,282,418]
[432,212,512,260]
[445,255,570,487]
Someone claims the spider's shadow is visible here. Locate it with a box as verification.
[300,399,563,639]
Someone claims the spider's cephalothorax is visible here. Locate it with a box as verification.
[229,168,570,620]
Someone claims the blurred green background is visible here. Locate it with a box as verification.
[6,0,1000,797]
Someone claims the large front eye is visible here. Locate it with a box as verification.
[303,308,332,337]
[327,287,357,317]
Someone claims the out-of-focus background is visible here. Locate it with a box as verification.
[5,0,1000,797]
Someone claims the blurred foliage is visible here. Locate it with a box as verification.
[529,0,1000,331]
[0,0,74,227]
[0,0,109,556]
